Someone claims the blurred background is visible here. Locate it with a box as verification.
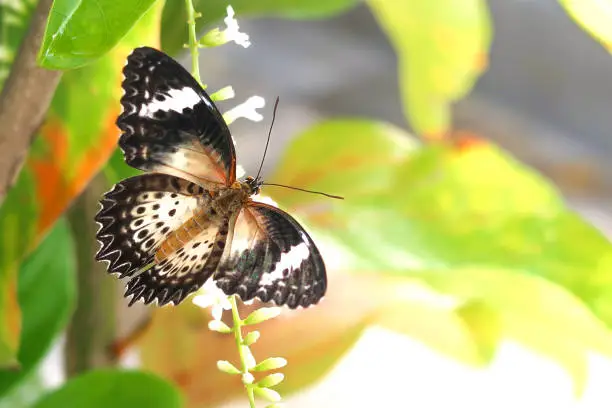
[195,2,612,407]
[213,1,612,234]
[3,0,612,407]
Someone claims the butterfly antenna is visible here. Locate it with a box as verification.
[262,183,344,200]
[255,96,280,182]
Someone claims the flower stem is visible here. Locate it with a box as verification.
[184,0,204,87]
[229,295,257,408]
[183,5,258,406]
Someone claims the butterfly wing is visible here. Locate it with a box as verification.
[95,173,206,276]
[124,217,230,306]
[95,173,229,305]
[118,46,236,188]
[215,202,327,308]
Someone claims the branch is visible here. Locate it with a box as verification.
[0,0,61,206]
[64,173,118,374]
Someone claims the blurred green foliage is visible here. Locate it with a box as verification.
[0,220,75,396]
[1,0,612,406]
[31,370,183,408]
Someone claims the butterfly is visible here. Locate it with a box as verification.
[95,47,327,309]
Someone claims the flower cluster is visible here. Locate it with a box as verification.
[187,5,286,406]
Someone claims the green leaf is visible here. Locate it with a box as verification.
[253,387,281,402]
[370,275,491,365]
[419,267,612,394]
[243,346,256,370]
[367,0,492,136]
[0,219,75,395]
[559,0,612,53]
[266,120,612,392]
[252,357,287,372]
[31,370,183,408]
[161,0,362,56]
[208,320,232,333]
[0,0,36,90]
[0,5,40,364]
[243,307,281,326]
[0,370,47,408]
[384,143,612,328]
[257,373,284,388]
[103,148,140,185]
[243,330,260,346]
[216,360,241,375]
[0,2,162,358]
[0,169,37,368]
[266,119,417,204]
[38,0,159,69]
[265,118,417,269]
[454,300,501,362]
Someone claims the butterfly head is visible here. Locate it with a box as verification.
[244,175,263,196]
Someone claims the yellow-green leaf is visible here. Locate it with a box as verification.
[419,267,612,394]
[559,0,612,53]
[367,0,492,136]
[265,118,612,394]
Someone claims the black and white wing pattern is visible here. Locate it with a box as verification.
[215,202,327,309]
[95,173,228,306]
[98,46,329,309]
[118,46,236,188]
[124,218,230,306]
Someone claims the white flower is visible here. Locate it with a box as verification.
[192,280,232,321]
[199,6,251,49]
[222,6,251,48]
[223,96,265,124]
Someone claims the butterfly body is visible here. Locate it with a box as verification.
[95,47,326,309]
[154,177,257,264]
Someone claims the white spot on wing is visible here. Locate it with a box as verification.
[260,241,310,286]
[139,86,201,117]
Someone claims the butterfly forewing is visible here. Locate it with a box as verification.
[118,47,236,189]
[215,202,327,308]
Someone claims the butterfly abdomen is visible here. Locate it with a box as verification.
[155,207,212,263]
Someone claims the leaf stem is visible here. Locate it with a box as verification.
[184,0,204,87]
[229,295,257,408]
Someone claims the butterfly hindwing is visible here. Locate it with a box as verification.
[95,173,207,277]
[125,218,230,306]
[118,46,236,188]
[215,202,327,308]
